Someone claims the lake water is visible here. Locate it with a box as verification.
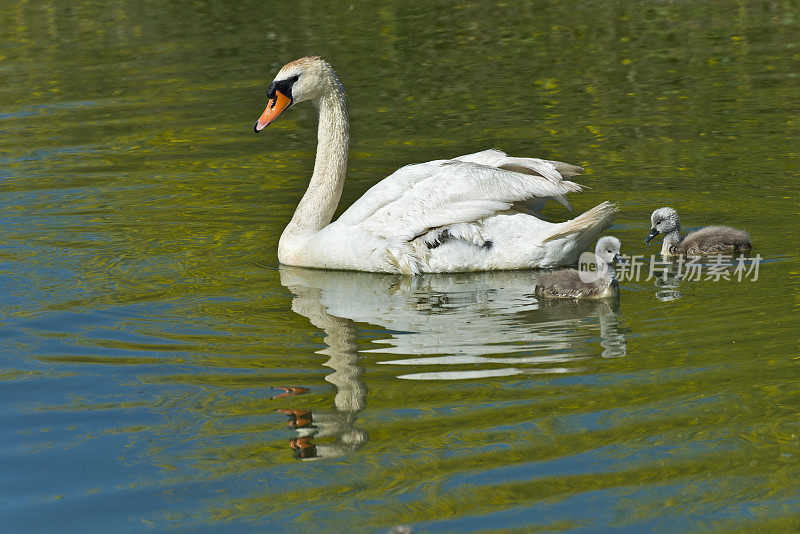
[2,1,799,532]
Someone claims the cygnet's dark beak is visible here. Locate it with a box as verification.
[645,228,659,245]
[613,254,625,264]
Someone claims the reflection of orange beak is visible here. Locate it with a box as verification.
[254,90,291,132]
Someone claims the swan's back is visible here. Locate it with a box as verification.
[679,225,752,255]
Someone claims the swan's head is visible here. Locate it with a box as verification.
[594,236,623,265]
[254,56,342,133]
[646,207,680,244]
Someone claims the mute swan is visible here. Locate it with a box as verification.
[534,236,623,299]
[255,56,617,274]
[645,207,752,256]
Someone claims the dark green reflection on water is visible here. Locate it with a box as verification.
[1,0,799,532]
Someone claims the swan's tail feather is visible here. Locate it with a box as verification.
[544,201,618,242]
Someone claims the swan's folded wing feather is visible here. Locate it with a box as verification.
[456,151,583,182]
[358,160,582,241]
[337,160,447,227]
[339,150,582,228]
[452,149,509,166]
[495,156,583,210]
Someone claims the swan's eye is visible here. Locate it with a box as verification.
[267,74,300,101]
[607,250,612,253]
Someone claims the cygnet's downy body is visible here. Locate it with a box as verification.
[534,236,623,299]
[645,207,752,256]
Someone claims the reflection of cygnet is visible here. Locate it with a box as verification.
[597,300,627,359]
[646,207,751,256]
[535,236,623,299]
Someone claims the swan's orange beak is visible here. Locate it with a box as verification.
[254,90,292,133]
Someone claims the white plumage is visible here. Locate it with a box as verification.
[255,57,617,274]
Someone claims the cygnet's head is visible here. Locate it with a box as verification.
[254,56,341,132]
[646,207,680,244]
[594,236,623,265]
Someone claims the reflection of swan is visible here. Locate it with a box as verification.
[255,56,616,273]
[278,281,368,460]
[280,266,627,386]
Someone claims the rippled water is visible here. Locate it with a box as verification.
[2,1,799,532]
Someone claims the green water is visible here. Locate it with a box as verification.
[1,1,799,532]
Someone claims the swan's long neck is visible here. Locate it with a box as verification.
[282,85,349,240]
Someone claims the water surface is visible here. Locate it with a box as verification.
[1,1,799,532]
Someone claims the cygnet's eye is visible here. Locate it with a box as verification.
[607,249,612,253]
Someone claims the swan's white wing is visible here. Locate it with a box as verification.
[454,149,580,182]
[358,159,582,243]
[338,149,583,234]
[337,160,446,227]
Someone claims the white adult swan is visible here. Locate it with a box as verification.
[255,56,617,274]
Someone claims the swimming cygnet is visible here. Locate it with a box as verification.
[645,207,752,256]
[534,236,623,299]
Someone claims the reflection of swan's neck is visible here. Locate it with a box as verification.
[289,284,366,413]
[280,86,350,246]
